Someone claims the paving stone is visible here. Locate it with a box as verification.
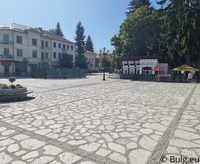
[0,152,13,164]
[20,139,45,150]
[80,143,101,152]
[139,135,157,151]
[7,144,19,153]
[59,152,82,163]
[96,149,111,157]
[22,151,39,160]
[129,149,151,164]
[108,143,125,154]
[109,153,127,163]
[43,145,62,155]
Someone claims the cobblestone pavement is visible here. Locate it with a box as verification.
[0,81,199,164]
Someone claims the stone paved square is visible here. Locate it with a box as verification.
[0,77,199,164]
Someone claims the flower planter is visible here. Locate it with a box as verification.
[0,88,33,102]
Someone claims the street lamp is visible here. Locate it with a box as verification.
[100,47,109,81]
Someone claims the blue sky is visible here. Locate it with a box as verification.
[1,0,160,54]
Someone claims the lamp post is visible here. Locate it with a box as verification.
[100,47,109,81]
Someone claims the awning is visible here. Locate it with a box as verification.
[172,64,199,71]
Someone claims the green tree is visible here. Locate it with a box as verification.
[85,35,94,52]
[157,0,200,66]
[74,21,87,69]
[99,55,111,68]
[49,22,64,37]
[111,6,160,58]
[58,54,73,68]
[125,0,152,16]
[75,55,88,69]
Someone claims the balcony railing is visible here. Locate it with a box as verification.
[0,41,13,45]
[62,48,68,52]
[41,46,50,50]
[41,58,50,62]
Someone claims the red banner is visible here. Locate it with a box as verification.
[1,60,11,66]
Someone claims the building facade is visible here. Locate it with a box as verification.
[115,56,169,75]
[0,23,75,76]
[75,50,96,70]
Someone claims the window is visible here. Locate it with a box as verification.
[4,48,9,55]
[32,39,37,46]
[45,53,48,59]
[16,36,22,44]
[59,53,61,59]
[3,34,9,42]
[71,46,73,50]
[32,50,37,57]
[59,43,61,48]
[53,52,56,58]
[67,45,69,49]
[63,44,65,49]
[92,58,94,61]
[17,49,23,56]
[45,41,48,47]
[53,42,56,47]
[41,40,44,47]
[41,52,44,58]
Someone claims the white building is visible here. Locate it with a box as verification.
[116,56,169,75]
[0,23,75,76]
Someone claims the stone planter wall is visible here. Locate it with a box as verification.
[0,88,27,94]
[120,74,155,81]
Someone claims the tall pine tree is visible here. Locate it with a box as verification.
[85,35,94,52]
[74,21,87,69]
[157,0,200,66]
[49,22,64,37]
[125,0,152,16]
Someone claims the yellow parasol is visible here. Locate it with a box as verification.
[172,64,199,71]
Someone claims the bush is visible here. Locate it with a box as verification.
[9,76,16,84]
[2,85,9,89]
[16,84,23,88]
[8,84,16,89]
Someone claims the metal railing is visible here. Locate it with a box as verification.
[0,41,13,45]
[62,48,68,52]
[40,46,50,50]
[41,58,50,61]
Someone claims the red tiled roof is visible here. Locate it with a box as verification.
[85,50,97,55]
[43,30,74,44]
[96,55,100,58]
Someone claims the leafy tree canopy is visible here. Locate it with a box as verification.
[112,6,160,58]
[58,54,73,68]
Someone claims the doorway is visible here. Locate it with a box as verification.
[4,66,9,76]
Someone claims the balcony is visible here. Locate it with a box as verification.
[0,41,13,45]
[41,46,50,51]
[41,58,50,62]
[62,48,68,52]
[0,55,12,60]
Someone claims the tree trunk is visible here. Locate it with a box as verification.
[186,55,190,65]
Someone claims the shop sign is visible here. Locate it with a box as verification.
[0,55,12,59]
[1,60,11,66]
